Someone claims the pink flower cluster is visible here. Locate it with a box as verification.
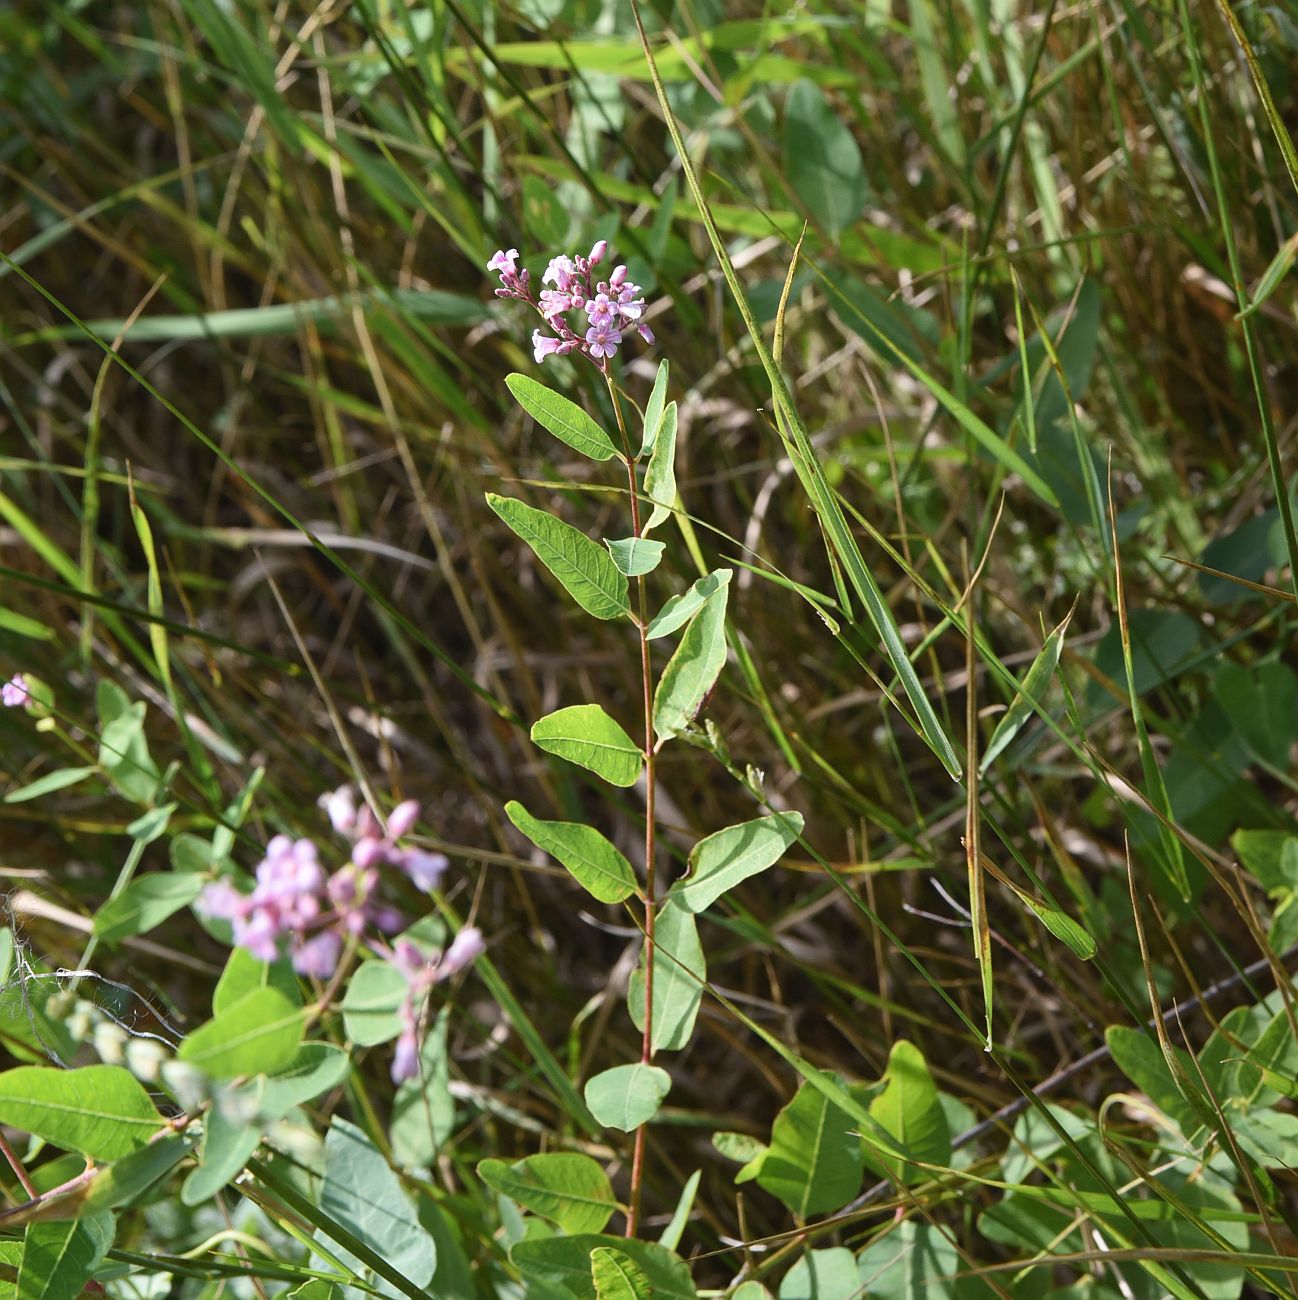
[2,674,30,709]
[389,927,485,1083]
[199,789,455,978]
[488,242,653,368]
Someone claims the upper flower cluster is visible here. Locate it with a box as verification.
[199,790,455,978]
[488,241,653,368]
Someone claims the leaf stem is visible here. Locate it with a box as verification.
[606,374,656,1238]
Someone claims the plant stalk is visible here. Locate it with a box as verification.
[606,375,656,1238]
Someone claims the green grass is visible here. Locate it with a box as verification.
[3,0,1298,1295]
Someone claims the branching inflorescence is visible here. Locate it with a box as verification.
[200,789,483,1081]
[490,242,653,368]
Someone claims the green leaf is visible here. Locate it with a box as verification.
[591,1247,653,1300]
[18,1214,112,1300]
[213,947,302,1015]
[0,1066,162,1161]
[865,1041,951,1185]
[653,581,729,740]
[978,611,1070,775]
[487,494,630,621]
[390,1010,455,1169]
[531,704,643,788]
[646,570,733,641]
[998,878,1096,960]
[183,1044,350,1205]
[642,401,678,533]
[639,361,670,458]
[478,1153,616,1235]
[1213,659,1298,767]
[80,1134,190,1216]
[93,873,205,944]
[604,536,665,577]
[670,812,804,913]
[1242,230,1298,317]
[505,801,638,903]
[658,1169,700,1252]
[3,767,97,805]
[583,1064,671,1131]
[783,81,867,236]
[628,899,705,1052]
[856,1222,957,1300]
[510,1236,697,1300]
[1231,828,1298,892]
[1105,1026,1203,1134]
[96,694,159,804]
[290,1283,340,1300]
[712,1131,767,1165]
[126,802,174,843]
[757,1078,864,1216]
[178,987,304,1078]
[319,1118,437,1295]
[778,1247,858,1300]
[341,959,409,1046]
[505,374,618,462]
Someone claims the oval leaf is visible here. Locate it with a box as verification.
[628,899,705,1053]
[531,704,643,788]
[671,812,804,914]
[642,401,678,533]
[505,373,618,461]
[478,1153,616,1235]
[506,801,638,903]
[653,582,729,740]
[0,1066,163,1162]
[94,873,205,944]
[646,569,732,641]
[584,1063,671,1132]
[784,80,867,237]
[592,1247,654,1300]
[177,987,304,1079]
[487,494,629,621]
[340,959,408,1046]
[605,536,665,577]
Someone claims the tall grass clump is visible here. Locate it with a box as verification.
[2,0,1298,1296]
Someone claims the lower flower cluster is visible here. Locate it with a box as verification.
[199,787,483,1081]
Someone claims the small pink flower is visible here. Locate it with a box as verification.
[392,1030,420,1084]
[487,248,518,276]
[441,926,486,977]
[585,323,622,360]
[387,800,420,841]
[533,330,563,364]
[293,929,342,978]
[322,785,357,834]
[398,848,449,893]
[2,674,29,709]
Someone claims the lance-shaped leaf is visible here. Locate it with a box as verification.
[478,1153,616,1235]
[670,812,804,914]
[628,899,705,1052]
[505,373,618,461]
[642,401,678,532]
[506,801,638,903]
[638,360,670,458]
[646,569,732,641]
[531,704,643,788]
[653,582,729,740]
[584,1063,671,1131]
[487,495,630,621]
[94,873,205,944]
[605,536,665,577]
[0,1066,162,1162]
[979,610,1071,775]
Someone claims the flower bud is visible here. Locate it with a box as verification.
[588,239,608,265]
[387,799,420,841]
